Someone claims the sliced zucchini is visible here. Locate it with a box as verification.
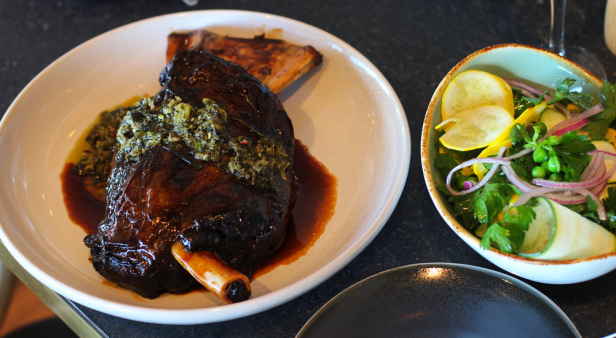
[518,197,616,260]
[538,107,566,131]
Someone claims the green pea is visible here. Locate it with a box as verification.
[562,166,571,181]
[541,161,550,170]
[549,173,563,182]
[547,156,561,173]
[533,148,549,163]
[531,166,547,179]
[534,122,548,135]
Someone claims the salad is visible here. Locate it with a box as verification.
[435,70,616,260]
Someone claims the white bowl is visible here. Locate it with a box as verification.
[421,43,616,284]
[0,10,410,324]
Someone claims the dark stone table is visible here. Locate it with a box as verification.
[1,0,615,337]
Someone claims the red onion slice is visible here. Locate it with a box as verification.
[445,148,509,196]
[580,153,600,181]
[563,189,606,220]
[515,187,606,220]
[551,118,590,136]
[502,147,533,161]
[591,181,607,196]
[463,181,477,190]
[502,164,534,193]
[584,152,605,182]
[601,157,616,184]
[590,149,616,158]
[502,78,570,118]
[544,104,603,138]
[545,191,587,205]
[531,153,605,189]
[502,78,543,96]
[514,187,572,206]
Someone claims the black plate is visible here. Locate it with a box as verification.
[297,263,580,338]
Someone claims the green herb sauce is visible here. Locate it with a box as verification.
[72,107,128,186]
[74,97,291,189]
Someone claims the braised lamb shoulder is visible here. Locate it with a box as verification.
[83,49,296,301]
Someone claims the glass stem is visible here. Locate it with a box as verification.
[548,0,566,56]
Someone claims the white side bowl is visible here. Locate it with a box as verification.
[0,10,410,324]
[421,43,616,284]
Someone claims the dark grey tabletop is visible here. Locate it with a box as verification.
[2,0,616,337]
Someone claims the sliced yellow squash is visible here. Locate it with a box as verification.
[436,105,514,151]
[441,70,514,121]
[488,103,547,148]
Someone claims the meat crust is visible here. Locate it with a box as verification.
[84,50,296,299]
[166,29,323,94]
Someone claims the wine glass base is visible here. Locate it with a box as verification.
[563,45,607,80]
[538,43,608,80]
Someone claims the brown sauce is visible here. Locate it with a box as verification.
[61,164,105,235]
[61,139,337,279]
[253,140,337,279]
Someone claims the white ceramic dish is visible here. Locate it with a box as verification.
[421,43,616,284]
[0,10,409,324]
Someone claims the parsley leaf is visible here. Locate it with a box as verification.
[505,203,538,231]
[582,108,616,140]
[513,90,536,118]
[449,192,479,230]
[582,188,616,233]
[546,78,596,109]
[524,131,594,182]
[480,199,538,253]
[604,187,616,210]
[584,79,616,140]
[471,183,515,225]
[554,131,597,155]
[434,152,459,179]
[509,160,532,182]
[550,132,594,181]
[522,92,547,106]
[602,79,616,111]
[480,224,512,252]
[558,153,591,181]
[507,131,537,182]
